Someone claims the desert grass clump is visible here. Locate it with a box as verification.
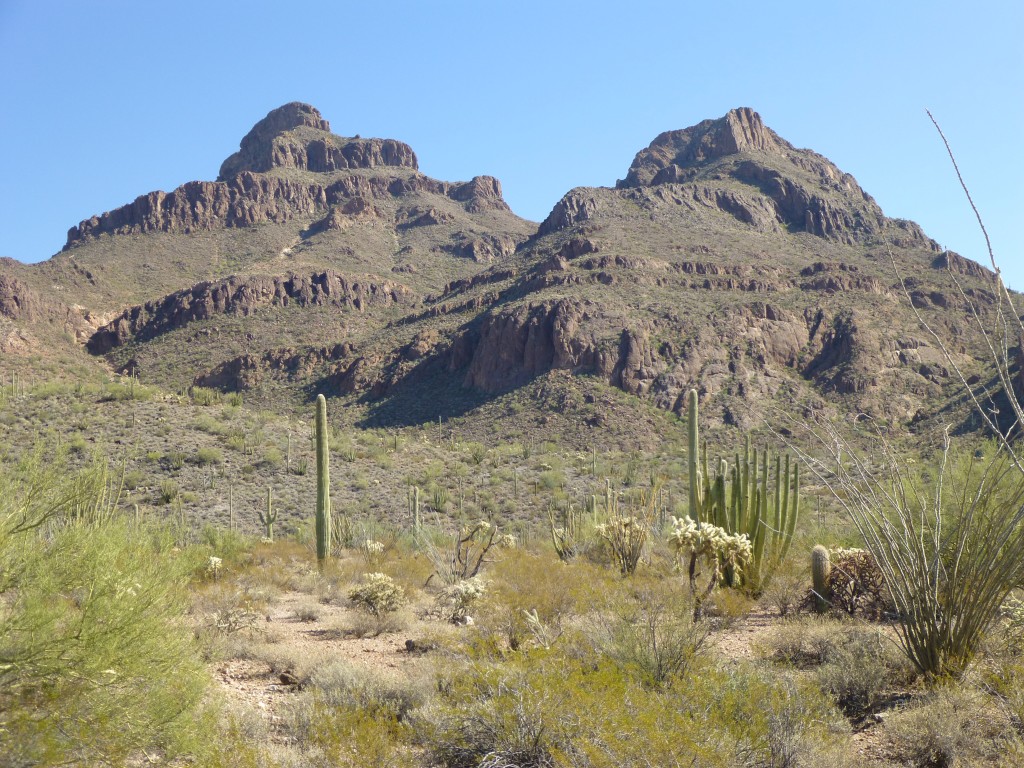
[588,581,710,688]
[882,685,1023,767]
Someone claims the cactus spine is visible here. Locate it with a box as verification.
[811,545,831,612]
[259,486,277,540]
[315,394,331,570]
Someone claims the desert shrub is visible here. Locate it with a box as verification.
[762,619,915,719]
[478,549,575,651]
[194,446,223,466]
[122,467,147,490]
[349,572,406,617]
[413,647,847,768]
[587,580,710,688]
[823,547,890,618]
[0,452,208,765]
[287,695,414,768]
[883,686,1023,767]
[760,554,808,617]
[190,386,222,405]
[814,628,916,719]
[309,659,432,721]
[158,478,180,504]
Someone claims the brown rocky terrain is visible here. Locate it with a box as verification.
[1,104,1011,446]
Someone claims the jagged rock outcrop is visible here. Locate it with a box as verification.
[0,274,93,342]
[218,102,417,179]
[194,343,355,391]
[538,191,599,236]
[619,107,784,187]
[64,103,513,247]
[88,271,414,353]
[460,299,609,391]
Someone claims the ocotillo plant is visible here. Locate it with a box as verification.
[686,388,800,591]
[259,486,277,540]
[315,394,331,570]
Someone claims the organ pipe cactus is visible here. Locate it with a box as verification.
[315,394,331,570]
[685,388,801,591]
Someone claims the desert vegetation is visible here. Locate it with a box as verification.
[3,105,1024,767]
[3,364,1024,767]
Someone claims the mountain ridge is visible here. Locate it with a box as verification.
[2,103,1008,448]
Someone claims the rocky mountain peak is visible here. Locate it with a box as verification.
[218,102,417,180]
[619,107,787,188]
[241,102,332,148]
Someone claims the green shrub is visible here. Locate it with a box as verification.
[0,453,208,765]
[194,446,223,466]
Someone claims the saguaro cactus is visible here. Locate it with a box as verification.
[315,394,331,570]
[259,486,277,540]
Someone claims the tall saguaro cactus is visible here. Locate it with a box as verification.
[315,394,331,570]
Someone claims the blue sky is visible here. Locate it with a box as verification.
[1,0,1021,287]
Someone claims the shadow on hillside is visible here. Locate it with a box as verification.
[303,359,499,429]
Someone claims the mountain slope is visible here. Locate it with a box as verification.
[2,105,1009,449]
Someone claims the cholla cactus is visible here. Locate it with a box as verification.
[361,539,387,568]
[206,556,223,581]
[596,516,648,576]
[497,533,517,549]
[668,516,752,603]
[437,576,486,623]
[348,573,406,617]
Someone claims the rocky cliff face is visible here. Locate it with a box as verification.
[605,107,933,248]
[87,271,414,353]
[218,103,417,179]
[0,273,93,344]
[64,102,513,247]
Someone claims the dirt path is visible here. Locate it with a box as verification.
[211,592,430,737]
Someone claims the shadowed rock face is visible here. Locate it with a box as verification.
[87,271,414,353]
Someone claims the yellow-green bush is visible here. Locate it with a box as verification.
[0,451,209,765]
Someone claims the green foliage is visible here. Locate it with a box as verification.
[809,433,1024,678]
[348,572,407,617]
[0,451,208,765]
[413,644,846,768]
[194,446,223,466]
